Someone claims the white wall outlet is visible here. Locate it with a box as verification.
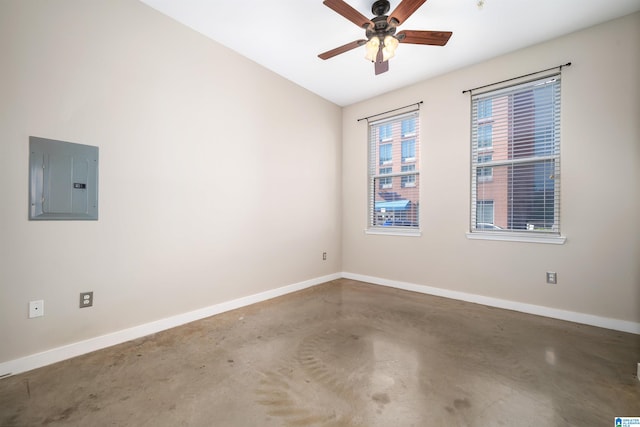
[546,272,557,284]
[29,300,44,318]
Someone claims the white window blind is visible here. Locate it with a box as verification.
[471,75,561,235]
[368,110,420,231]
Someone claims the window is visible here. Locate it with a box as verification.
[401,139,416,162]
[470,75,561,237]
[379,124,392,141]
[379,143,392,165]
[476,201,495,225]
[477,154,493,181]
[401,118,416,137]
[401,165,416,187]
[368,109,420,233]
[477,99,492,119]
[478,124,492,149]
[379,167,392,189]
[477,99,493,149]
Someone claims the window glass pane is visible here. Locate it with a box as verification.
[373,177,420,227]
[475,161,557,231]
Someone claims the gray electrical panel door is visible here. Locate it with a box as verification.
[29,137,99,220]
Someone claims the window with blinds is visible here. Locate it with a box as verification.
[368,110,420,231]
[471,75,561,235]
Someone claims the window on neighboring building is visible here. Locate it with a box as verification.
[476,200,495,227]
[401,139,416,163]
[379,124,393,141]
[470,75,561,235]
[379,167,392,189]
[401,118,416,137]
[477,99,494,183]
[379,143,392,165]
[477,153,493,181]
[478,124,493,149]
[401,165,416,188]
[477,98,492,119]
[368,109,420,232]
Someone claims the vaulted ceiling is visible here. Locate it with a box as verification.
[140,0,640,106]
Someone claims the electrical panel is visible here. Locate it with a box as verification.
[29,136,99,220]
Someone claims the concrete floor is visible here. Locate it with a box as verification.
[1,279,639,426]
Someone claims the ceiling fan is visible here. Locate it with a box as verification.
[318,0,452,75]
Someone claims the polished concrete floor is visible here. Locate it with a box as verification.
[1,279,639,426]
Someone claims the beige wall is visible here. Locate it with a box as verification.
[342,13,640,323]
[0,0,342,363]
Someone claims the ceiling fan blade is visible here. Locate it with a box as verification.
[374,46,389,75]
[397,30,452,46]
[388,0,427,25]
[318,39,367,60]
[323,0,373,28]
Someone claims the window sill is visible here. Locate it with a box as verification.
[466,231,566,244]
[366,228,421,237]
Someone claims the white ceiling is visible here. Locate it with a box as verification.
[140,0,640,106]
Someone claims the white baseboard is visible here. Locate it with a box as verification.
[342,272,640,335]
[0,273,341,378]
[3,271,638,379]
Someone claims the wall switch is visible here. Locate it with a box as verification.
[80,292,93,308]
[546,272,557,284]
[322,252,327,261]
[29,300,44,318]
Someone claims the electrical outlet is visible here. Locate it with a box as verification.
[322,252,327,261]
[29,300,44,318]
[546,272,557,284]
[80,292,93,308]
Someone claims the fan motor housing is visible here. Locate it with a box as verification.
[371,0,390,16]
[366,15,396,40]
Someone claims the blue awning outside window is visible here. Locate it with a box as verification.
[375,200,410,211]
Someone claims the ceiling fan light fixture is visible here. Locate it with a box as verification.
[320,0,452,75]
[382,35,399,61]
[364,37,380,62]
